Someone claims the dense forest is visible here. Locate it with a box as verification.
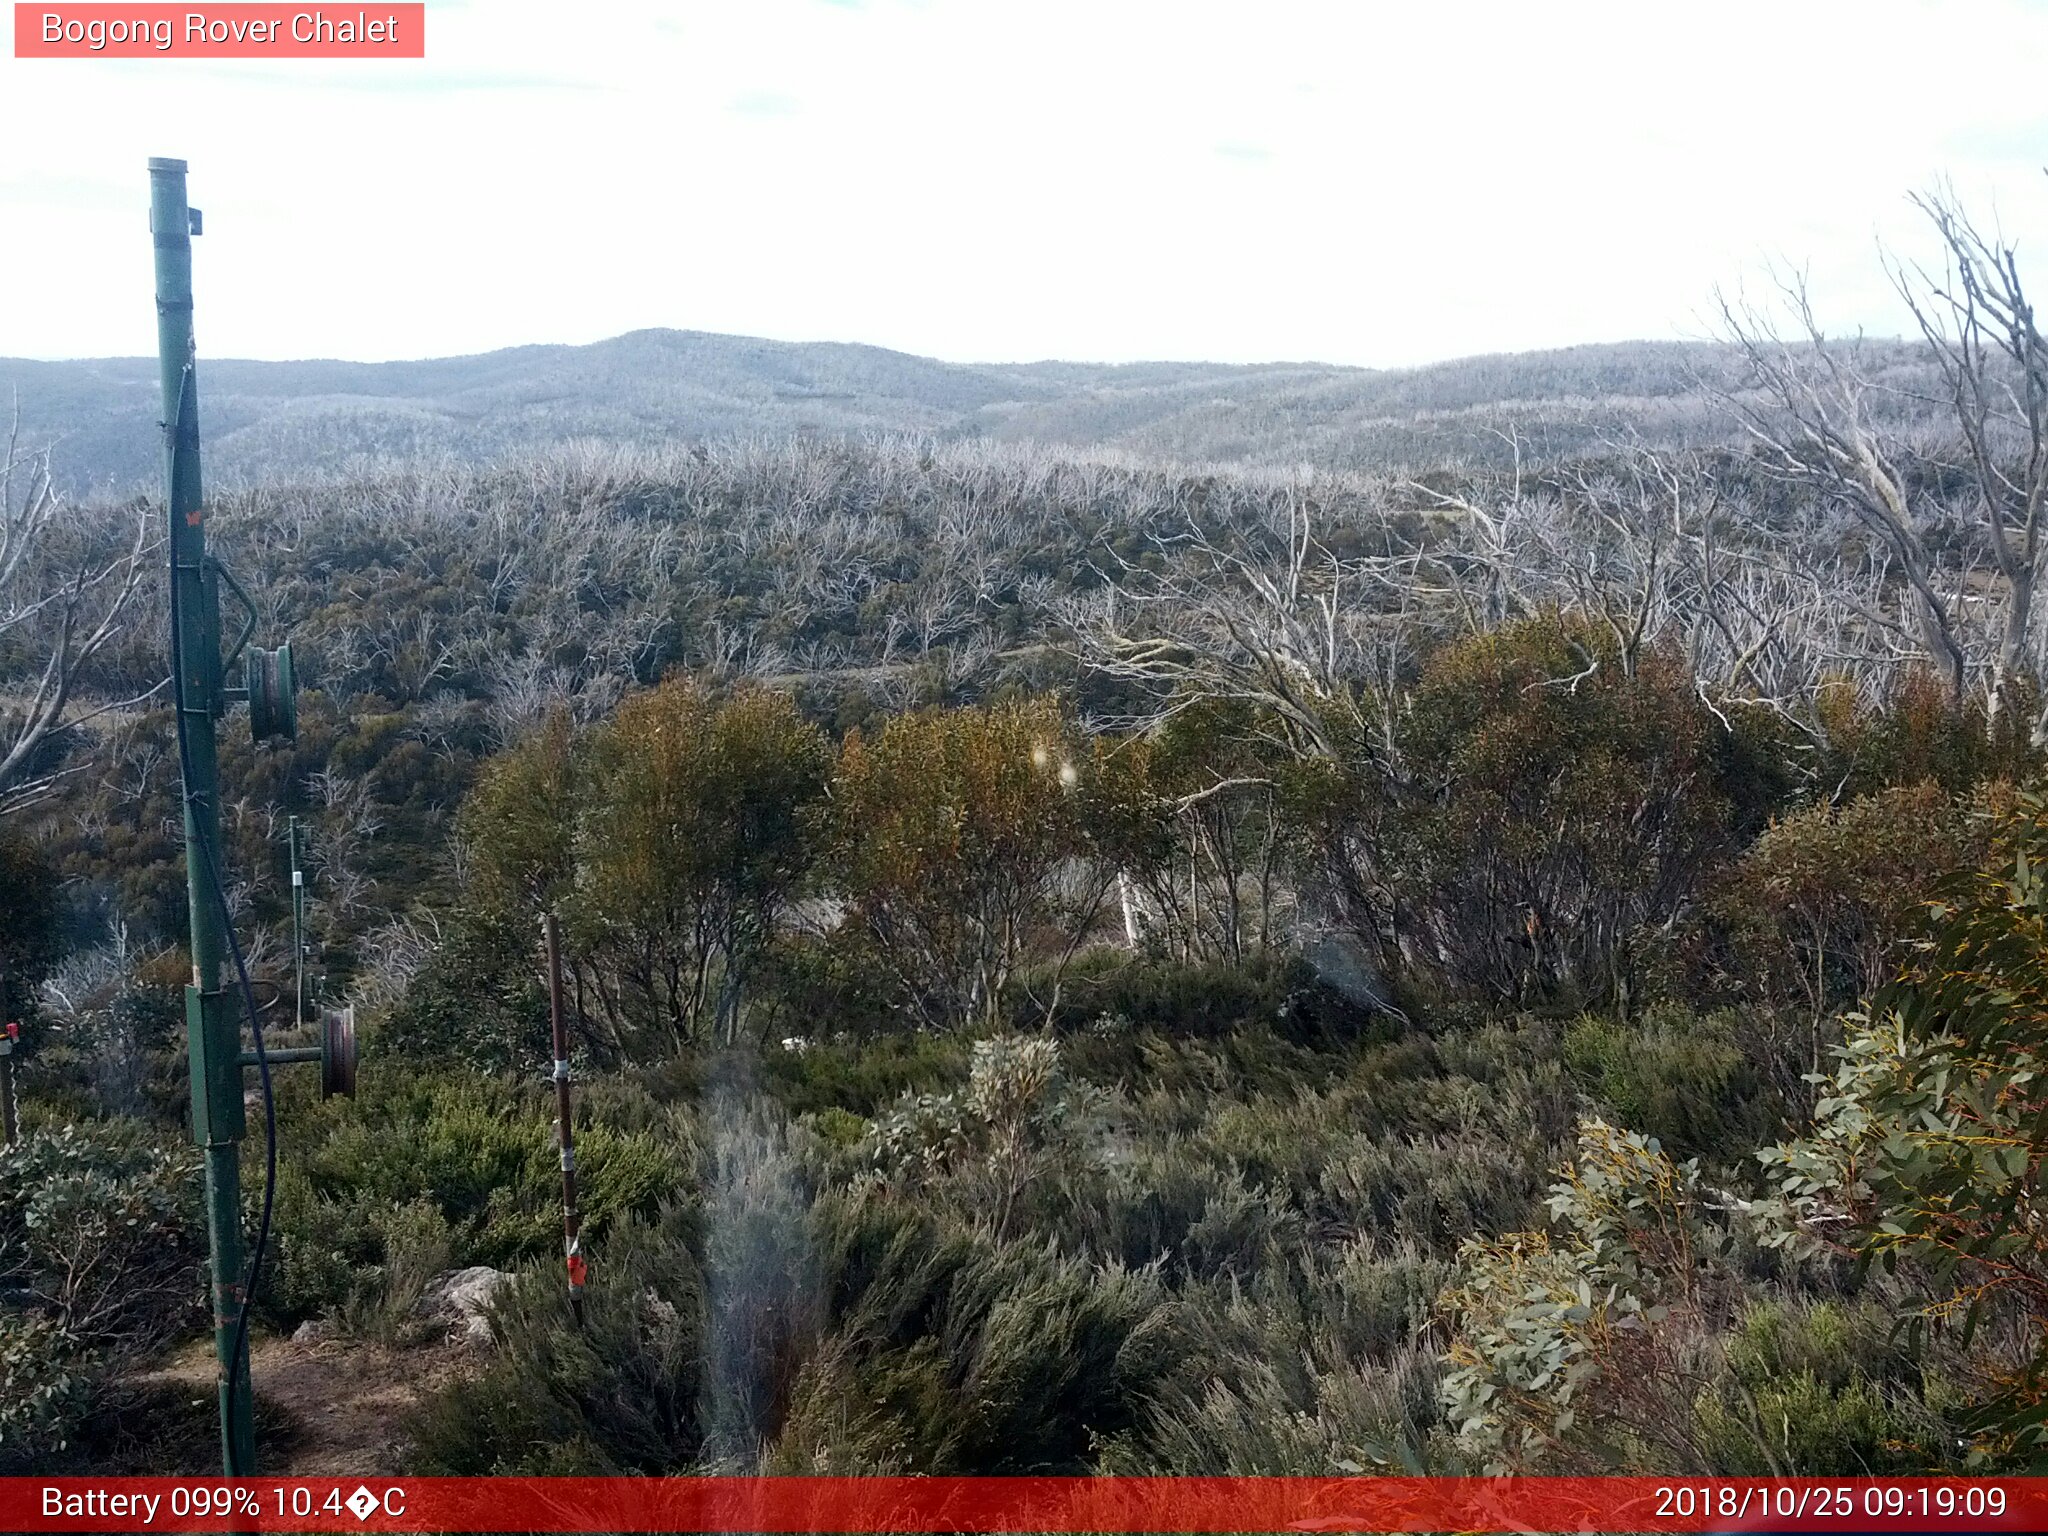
[8,188,2048,1481]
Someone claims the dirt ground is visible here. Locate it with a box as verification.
[100,1332,474,1474]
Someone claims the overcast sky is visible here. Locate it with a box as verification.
[3,0,2044,368]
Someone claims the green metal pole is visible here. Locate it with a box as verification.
[151,156,254,1478]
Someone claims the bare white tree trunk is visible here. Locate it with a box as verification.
[0,408,159,816]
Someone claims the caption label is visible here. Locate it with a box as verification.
[14,4,425,57]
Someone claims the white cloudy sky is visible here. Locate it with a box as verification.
[2,0,2044,367]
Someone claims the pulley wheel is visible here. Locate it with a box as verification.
[320,1004,357,1100]
[246,642,297,742]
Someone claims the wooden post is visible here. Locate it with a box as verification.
[0,952,17,1148]
[542,913,584,1325]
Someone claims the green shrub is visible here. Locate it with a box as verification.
[333,1199,454,1343]
[0,830,62,1009]
[828,697,1105,1031]
[261,1063,688,1324]
[800,1194,1175,1473]
[1322,1241,1455,1361]
[1695,779,1992,1023]
[0,1312,93,1469]
[769,1334,945,1473]
[1187,1169,1310,1276]
[0,1121,202,1470]
[406,1203,708,1473]
[0,1121,200,1352]
[1099,1341,1448,1475]
[570,682,832,1051]
[1751,790,2048,1459]
[1098,1246,1452,1474]
[27,983,187,1129]
[378,904,548,1073]
[698,1105,829,1458]
[1021,951,1380,1049]
[1694,1299,1959,1474]
[933,1246,1172,1471]
[1098,1024,1340,1104]
[1698,1370,1930,1475]
[804,1106,869,1150]
[1815,666,2041,799]
[412,1138,1180,1477]
[756,1030,967,1118]
[1072,1140,1253,1277]
[856,1034,1114,1245]
[1387,616,1744,1005]
[748,929,904,1044]
[1563,1005,1780,1165]
[1318,1131,1544,1255]
[1439,1118,1737,1472]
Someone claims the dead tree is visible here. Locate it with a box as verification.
[1070,483,1397,763]
[1897,187,2048,731]
[1408,438,1890,744]
[0,417,157,816]
[1718,184,2048,735]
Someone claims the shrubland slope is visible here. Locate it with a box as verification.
[5,329,1903,496]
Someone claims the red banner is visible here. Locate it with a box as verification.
[1,1476,2041,1533]
[13,5,425,58]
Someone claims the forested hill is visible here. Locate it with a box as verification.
[4,329,1800,497]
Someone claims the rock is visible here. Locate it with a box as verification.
[291,1318,330,1345]
[416,1265,514,1345]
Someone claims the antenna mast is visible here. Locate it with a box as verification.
[152,157,343,1478]
[151,154,259,1477]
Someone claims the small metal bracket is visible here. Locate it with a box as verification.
[148,207,204,237]
[213,557,259,675]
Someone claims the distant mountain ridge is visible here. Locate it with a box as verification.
[2,327,1833,498]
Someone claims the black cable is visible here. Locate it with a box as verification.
[205,833,276,1477]
[164,365,277,1477]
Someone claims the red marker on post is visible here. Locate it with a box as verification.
[542,912,585,1326]
[2,950,17,1146]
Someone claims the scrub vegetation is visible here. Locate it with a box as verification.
[7,186,2048,1476]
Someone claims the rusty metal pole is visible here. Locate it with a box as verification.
[543,912,585,1325]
